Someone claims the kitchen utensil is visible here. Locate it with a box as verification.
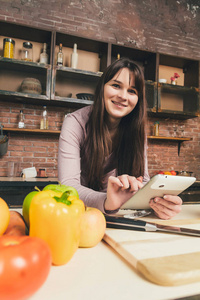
[176,171,194,177]
[104,227,200,286]
[105,215,200,237]
[76,93,94,100]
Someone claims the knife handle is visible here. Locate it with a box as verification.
[105,215,147,231]
[106,223,146,231]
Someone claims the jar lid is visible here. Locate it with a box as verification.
[23,42,33,49]
[4,38,15,45]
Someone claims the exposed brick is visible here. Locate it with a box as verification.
[0,1,200,179]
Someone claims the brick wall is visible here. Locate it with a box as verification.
[0,102,73,178]
[0,0,200,179]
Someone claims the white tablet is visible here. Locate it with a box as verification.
[121,174,196,210]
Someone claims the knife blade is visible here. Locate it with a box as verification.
[105,215,200,237]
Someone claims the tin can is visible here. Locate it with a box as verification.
[3,38,15,58]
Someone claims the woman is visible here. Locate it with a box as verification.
[58,58,182,219]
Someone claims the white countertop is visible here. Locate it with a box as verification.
[20,204,200,300]
[0,177,58,182]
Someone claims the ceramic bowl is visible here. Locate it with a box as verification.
[76,93,94,101]
[21,78,42,95]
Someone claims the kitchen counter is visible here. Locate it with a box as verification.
[0,177,58,184]
[0,177,58,207]
[20,204,200,300]
[1,177,199,206]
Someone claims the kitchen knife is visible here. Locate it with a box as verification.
[105,215,200,237]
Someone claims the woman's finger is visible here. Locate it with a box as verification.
[152,197,182,213]
[163,195,183,205]
[149,197,182,219]
[117,175,143,192]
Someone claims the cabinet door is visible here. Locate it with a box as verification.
[0,21,52,102]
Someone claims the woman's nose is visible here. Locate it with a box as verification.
[118,89,127,100]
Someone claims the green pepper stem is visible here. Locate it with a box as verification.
[53,192,72,206]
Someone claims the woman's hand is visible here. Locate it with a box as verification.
[149,195,182,220]
[104,174,143,212]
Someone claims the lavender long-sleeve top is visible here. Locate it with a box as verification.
[58,105,150,213]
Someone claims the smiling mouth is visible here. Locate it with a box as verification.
[112,101,127,107]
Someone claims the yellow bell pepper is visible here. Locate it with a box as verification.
[29,190,85,266]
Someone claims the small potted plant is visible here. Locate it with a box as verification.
[170,72,180,85]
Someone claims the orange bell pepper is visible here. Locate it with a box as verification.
[29,190,85,265]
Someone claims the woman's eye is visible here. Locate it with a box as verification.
[112,83,120,88]
[129,89,138,95]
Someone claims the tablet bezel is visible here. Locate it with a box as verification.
[121,174,196,210]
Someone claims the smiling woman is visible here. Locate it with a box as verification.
[58,58,183,220]
[104,68,139,124]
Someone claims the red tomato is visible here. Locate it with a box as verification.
[158,171,164,174]
[0,235,52,300]
[170,170,177,176]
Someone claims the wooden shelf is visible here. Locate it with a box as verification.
[147,135,192,155]
[3,128,192,140]
[2,129,192,155]
[3,127,60,135]
[147,136,192,141]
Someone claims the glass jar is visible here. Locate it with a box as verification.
[3,38,15,58]
[21,42,33,62]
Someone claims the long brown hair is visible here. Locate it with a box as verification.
[82,58,147,190]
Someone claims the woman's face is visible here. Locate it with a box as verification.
[104,68,139,125]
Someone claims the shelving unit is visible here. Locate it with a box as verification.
[0,20,199,116]
[51,66,101,102]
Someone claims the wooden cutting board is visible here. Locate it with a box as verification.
[103,222,200,286]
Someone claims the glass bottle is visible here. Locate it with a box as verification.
[57,43,64,66]
[153,121,159,136]
[40,43,48,64]
[21,42,33,62]
[71,43,78,68]
[18,110,25,129]
[40,106,49,130]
